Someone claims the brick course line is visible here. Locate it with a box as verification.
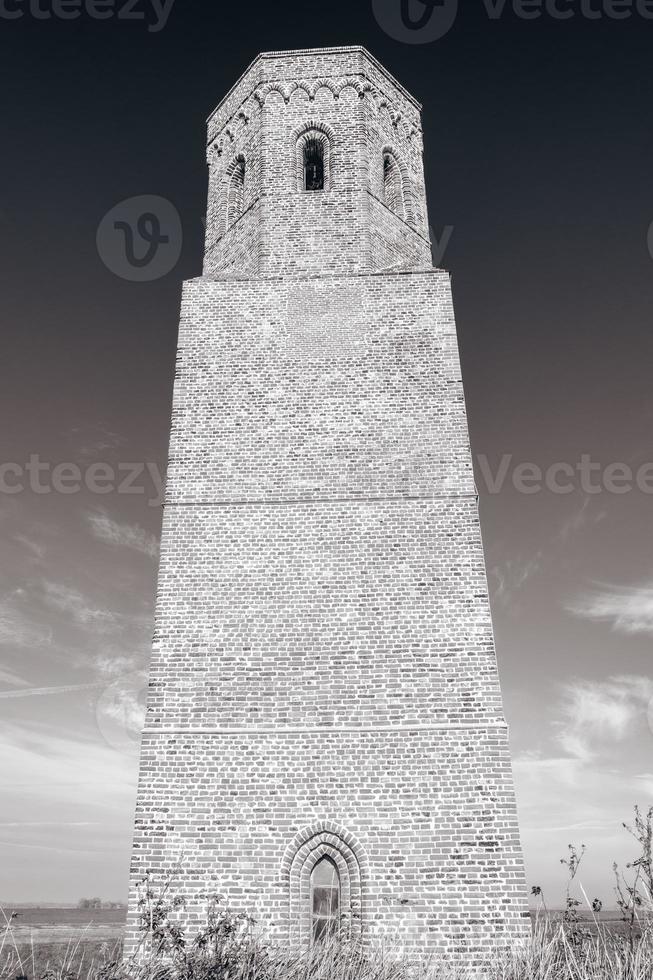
[141,723,509,734]
[165,493,479,508]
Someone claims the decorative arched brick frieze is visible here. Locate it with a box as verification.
[381,143,415,227]
[406,124,424,152]
[375,97,403,132]
[292,121,336,192]
[211,77,420,151]
[258,81,295,105]
[206,105,256,166]
[281,823,368,946]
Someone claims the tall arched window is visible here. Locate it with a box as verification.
[282,822,367,947]
[303,138,324,191]
[310,857,340,943]
[293,124,334,192]
[226,156,246,227]
[383,152,403,217]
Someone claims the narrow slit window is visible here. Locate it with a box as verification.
[311,857,340,943]
[227,158,246,226]
[383,153,403,215]
[304,138,325,191]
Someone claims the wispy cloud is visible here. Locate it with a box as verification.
[92,651,145,679]
[86,511,158,559]
[0,821,99,828]
[491,553,543,605]
[513,750,583,786]
[567,580,653,635]
[42,582,119,632]
[0,719,138,902]
[0,720,136,803]
[490,496,606,608]
[12,534,46,562]
[0,667,29,687]
[512,745,651,901]
[98,684,146,733]
[555,675,653,762]
[69,423,126,458]
[0,839,114,855]
[0,600,53,648]
[0,683,103,700]
[555,496,607,543]
[632,772,653,798]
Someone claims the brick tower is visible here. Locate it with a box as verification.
[126,46,529,958]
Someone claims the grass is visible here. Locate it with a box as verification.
[1,941,123,980]
[1,806,651,980]
[2,907,652,980]
[4,924,653,980]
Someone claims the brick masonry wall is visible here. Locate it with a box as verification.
[126,730,528,960]
[144,498,506,731]
[126,47,530,960]
[166,271,473,503]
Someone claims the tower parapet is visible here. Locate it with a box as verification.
[203,47,433,278]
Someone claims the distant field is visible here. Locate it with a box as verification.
[531,908,638,939]
[2,906,126,945]
[1,905,632,946]
[0,909,125,979]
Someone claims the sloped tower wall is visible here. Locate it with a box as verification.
[126,46,529,960]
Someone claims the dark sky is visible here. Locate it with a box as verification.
[1,0,652,904]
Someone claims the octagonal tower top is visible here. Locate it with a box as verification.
[207,47,423,135]
[203,46,433,279]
